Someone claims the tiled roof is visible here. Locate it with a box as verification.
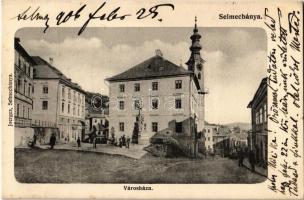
[213,126,231,137]
[106,55,193,82]
[32,56,68,79]
[247,77,267,108]
[15,38,36,65]
[231,132,248,140]
[32,56,85,93]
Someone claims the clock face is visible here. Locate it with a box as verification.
[91,95,102,111]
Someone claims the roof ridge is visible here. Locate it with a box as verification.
[107,55,192,82]
[32,56,84,92]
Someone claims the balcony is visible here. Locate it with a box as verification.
[15,117,31,127]
[31,119,57,128]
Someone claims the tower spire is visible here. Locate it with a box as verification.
[186,16,202,70]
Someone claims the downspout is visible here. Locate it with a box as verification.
[189,75,192,156]
[189,75,191,131]
[55,80,60,132]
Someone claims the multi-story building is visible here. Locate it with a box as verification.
[106,19,206,157]
[203,124,219,153]
[14,38,36,146]
[247,77,267,167]
[31,56,86,142]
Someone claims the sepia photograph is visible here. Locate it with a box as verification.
[13,22,269,184]
[2,0,303,199]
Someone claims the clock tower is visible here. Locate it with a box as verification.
[186,16,205,93]
[186,17,205,133]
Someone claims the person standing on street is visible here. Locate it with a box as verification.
[119,137,122,148]
[33,132,37,146]
[77,137,81,148]
[50,133,56,149]
[93,136,97,149]
[126,136,130,148]
[122,134,126,147]
[238,148,244,167]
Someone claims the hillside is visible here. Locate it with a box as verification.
[224,122,251,130]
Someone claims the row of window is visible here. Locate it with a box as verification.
[117,98,182,110]
[28,84,84,106]
[255,103,267,125]
[15,78,32,98]
[119,80,183,93]
[15,50,33,78]
[206,137,214,142]
[16,104,31,119]
[61,102,84,116]
[59,117,78,124]
[118,121,183,133]
[61,86,84,104]
[38,85,84,104]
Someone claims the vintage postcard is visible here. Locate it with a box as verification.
[1,0,303,199]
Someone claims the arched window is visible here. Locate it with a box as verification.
[198,73,201,80]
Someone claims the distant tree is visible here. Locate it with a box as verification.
[233,126,241,133]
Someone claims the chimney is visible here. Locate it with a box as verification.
[155,49,163,57]
[49,57,54,65]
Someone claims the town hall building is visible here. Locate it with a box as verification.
[106,19,206,156]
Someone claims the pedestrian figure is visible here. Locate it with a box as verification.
[126,136,130,148]
[119,137,122,148]
[90,125,97,143]
[249,150,255,172]
[122,134,126,147]
[50,133,56,149]
[114,137,118,146]
[33,133,37,146]
[238,148,244,167]
[77,137,81,148]
[93,137,97,149]
[202,147,207,159]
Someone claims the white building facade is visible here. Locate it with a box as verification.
[108,74,202,142]
[203,125,219,153]
[31,57,86,142]
[107,20,206,150]
[14,38,35,146]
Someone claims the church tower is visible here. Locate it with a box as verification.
[186,16,205,93]
[186,17,205,134]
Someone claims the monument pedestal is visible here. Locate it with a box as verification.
[138,133,150,146]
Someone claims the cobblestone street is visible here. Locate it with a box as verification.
[15,148,267,183]
[27,142,148,159]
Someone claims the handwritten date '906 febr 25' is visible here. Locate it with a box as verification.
[14,1,175,35]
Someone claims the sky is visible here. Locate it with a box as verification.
[15,27,267,124]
